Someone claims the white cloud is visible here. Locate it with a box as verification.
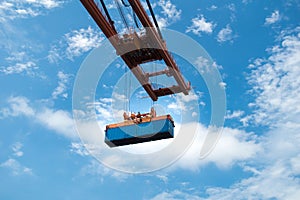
[65,27,104,60]
[36,108,77,139]
[167,102,178,109]
[48,26,104,62]
[219,81,227,89]
[150,190,202,200]
[153,0,181,28]
[5,51,26,62]
[227,3,236,12]
[151,170,300,200]
[86,92,130,123]
[15,8,38,17]
[207,5,217,11]
[191,112,197,117]
[167,91,200,114]
[170,26,300,200]
[148,26,300,200]
[71,97,258,173]
[0,158,32,176]
[203,161,300,199]
[102,84,113,89]
[92,122,259,172]
[247,27,300,127]
[194,56,210,74]
[225,110,245,119]
[239,115,252,127]
[25,0,62,9]
[240,26,300,196]
[0,142,30,176]
[9,96,35,116]
[93,98,116,122]
[194,117,300,199]
[12,142,24,157]
[99,97,115,104]
[0,21,42,78]
[0,96,35,118]
[112,93,128,101]
[186,15,215,36]
[156,174,168,183]
[0,96,77,139]
[52,71,70,99]
[198,26,300,200]
[156,16,168,29]
[158,0,181,22]
[69,66,232,172]
[0,61,38,75]
[70,142,90,156]
[265,10,281,25]
[47,46,61,64]
[290,154,300,175]
[0,0,63,21]
[80,159,129,182]
[217,24,235,43]
[151,131,300,198]
[173,124,260,171]
[179,91,200,103]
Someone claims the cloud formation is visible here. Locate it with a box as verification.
[0,141,32,176]
[48,26,104,62]
[0,61,38,75]
[0,158,33,176]
[52,71,70,99]
[186,15,215,36]
[248,27,300,127]
[217,24,236,43]
[0,0,63,21]
[154,0,182,28]
[149,25,300,200]
[265,10,281,25]
[0,96,77,139]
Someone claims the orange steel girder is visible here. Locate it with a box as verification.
[80,0,190,101]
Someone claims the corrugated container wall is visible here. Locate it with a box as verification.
[105,117,174,147]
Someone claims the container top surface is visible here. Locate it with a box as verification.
[106,115,174,130]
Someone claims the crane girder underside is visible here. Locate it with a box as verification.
[80,0,190,101]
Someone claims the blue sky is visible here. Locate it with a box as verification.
[1,0,300,199]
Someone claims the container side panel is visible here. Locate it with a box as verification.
[105,118,174,147]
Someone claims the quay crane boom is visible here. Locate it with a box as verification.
[80,0,190,101]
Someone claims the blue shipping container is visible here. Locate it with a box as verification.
[105,115,175,147]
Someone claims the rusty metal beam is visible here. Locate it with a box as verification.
[80,0,159,101]
[80,0,117,38]
[121,55,158,101]
[128,0,190,95]
[80,0,190,101]
[146,69,170,78]
[154,85,183,97]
